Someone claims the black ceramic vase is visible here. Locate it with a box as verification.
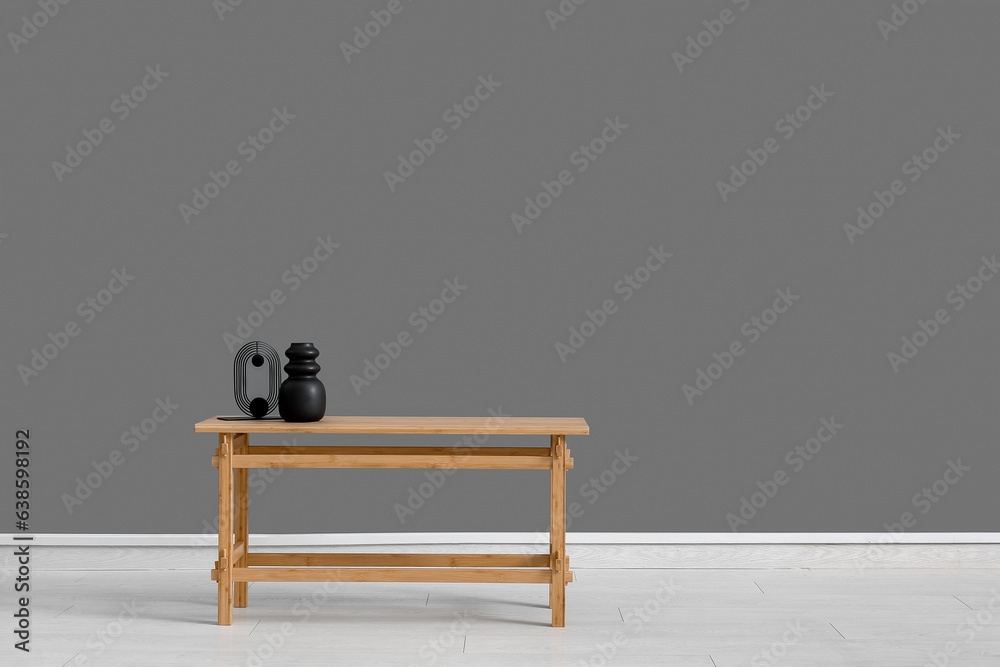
[278,343,326,422]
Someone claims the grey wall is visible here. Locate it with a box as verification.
[2,1,998,535]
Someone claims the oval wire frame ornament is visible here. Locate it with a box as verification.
[234,341,281,418]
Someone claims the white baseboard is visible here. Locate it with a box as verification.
[2,532,998,546]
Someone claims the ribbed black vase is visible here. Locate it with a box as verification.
[278,343,326,422]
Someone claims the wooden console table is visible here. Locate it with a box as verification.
[195,416,589,627]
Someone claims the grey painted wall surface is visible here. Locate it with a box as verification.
[1,1,997,534]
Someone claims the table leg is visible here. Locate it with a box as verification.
[550,434,567,627]
[218,433,234,625]
[234,433,249,608]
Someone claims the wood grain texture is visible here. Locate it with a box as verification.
[216,434,233,625]
[550,434,567,626]
[195,415,589,434]
[227,453,556,469]
[247,552,551,567]
[202,428,589,627]
[230,567,553,583]
[234,434,248,608]
[201,421,585,626]
[211,567,575,584]
[243,445,552,455]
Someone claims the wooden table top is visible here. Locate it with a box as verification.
[195,416,589,435]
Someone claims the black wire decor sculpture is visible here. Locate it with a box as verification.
[223,341,282,420]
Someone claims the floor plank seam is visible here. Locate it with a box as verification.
[25,567,1000,662]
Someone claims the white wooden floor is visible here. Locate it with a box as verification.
[4,567,1000,666]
